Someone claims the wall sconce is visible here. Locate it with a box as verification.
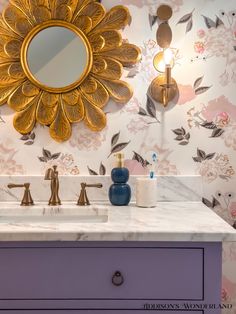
[150,5,178,107]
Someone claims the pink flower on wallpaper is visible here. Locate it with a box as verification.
[0,143,24,175]
[222,125,236,151]
[69,124,107,151]
[222,288,228,302]
[124,160,149,175]
[141,143,179,175]
[139,40,159,83]
[201,23,236,86]
[229,202,236,218]
[197,29,206,39]
[215,112,230,128]
[198,154,235,183]
[204,25,236,58]
[120,97,140,114]
[202,96,236,124]
[127,116,149,134]
[41,153,80,176]
[177,84,196,105]
[222,276,236,301]
[194,41,205,54]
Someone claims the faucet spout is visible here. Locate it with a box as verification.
[44,165,61,206]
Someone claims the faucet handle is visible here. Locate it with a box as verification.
[7,183,34,206]
[77,183,103,206]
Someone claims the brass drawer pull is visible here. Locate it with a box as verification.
[112,271,124,286]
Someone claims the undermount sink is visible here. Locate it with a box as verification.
[0,203,108,224]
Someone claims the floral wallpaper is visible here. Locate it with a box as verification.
[0,0,236,311]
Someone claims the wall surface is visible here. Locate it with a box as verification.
[0,0,236,312]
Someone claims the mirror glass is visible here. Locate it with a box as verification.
[27,26,89,89]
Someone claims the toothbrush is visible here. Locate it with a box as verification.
[150,153,158,179]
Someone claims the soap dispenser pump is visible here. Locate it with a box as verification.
[109,153,131,206]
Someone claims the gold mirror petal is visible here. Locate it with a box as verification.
[41,92,59,108]
[80,76,97,94]
[32,6,51,24]
[89,34,105,52]
[0,0,141,142]
[36,97,58,125]
[4,39,22,58]
[0,84,18,106]
[89,30,122,52]
[92,5,131,32]
[73,16,92,34]
[3,5,33,38]
[101,43,141,67]
[83,96,107,131]
[92,56,107,74]
[22,80,40,97]
[93,58,123,80]
[8,81,37,111]
[0,16,20,38]
[99,79,133,104]
[63,98,84,123]
[78,2,105,28]
[55,4,73,22]
[81,79,109,109]
[0,63,24,84]
[49,104,72,142]
[62,90,80,106]
[13,97,38,134]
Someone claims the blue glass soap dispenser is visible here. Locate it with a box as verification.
[109,153,131,206]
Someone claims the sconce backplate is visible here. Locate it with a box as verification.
[156,5,173,21]
[150,75,178,105]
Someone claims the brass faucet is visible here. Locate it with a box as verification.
[44,165,61,206]
[7,183,34,206]
[78,183,103,206]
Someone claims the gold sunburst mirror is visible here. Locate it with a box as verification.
[0,0,141,142]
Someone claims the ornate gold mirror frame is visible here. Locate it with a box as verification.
[0,0,141,142]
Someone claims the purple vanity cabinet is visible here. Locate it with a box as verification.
[0,242,222,314]
[0,311,203,314]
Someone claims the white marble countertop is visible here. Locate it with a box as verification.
[0,202,235,242]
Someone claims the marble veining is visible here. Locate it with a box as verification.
[0,202,235,242]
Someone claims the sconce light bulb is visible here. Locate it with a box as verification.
[164,48,173,65]
[155,59,166,73]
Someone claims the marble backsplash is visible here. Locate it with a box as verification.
[0,175,202,203]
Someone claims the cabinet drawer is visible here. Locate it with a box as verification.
[0,247,203,300]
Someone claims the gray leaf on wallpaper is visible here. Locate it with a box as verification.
[194,76,204,89]
[149,14,157,28]
[87,167,98,176]
[186,19,193,33]
[202,15,216,28]
[211,128,224,138]
[177,12,193,24]
[99,163,106,175]
[109,141,130,158]
[111,131,120,147]
[195,86,211,95]
[138,107,148,116]
[179,141,189,146]
[202,15,224,29]
[146,96,157,119]
[201,121,217,129]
